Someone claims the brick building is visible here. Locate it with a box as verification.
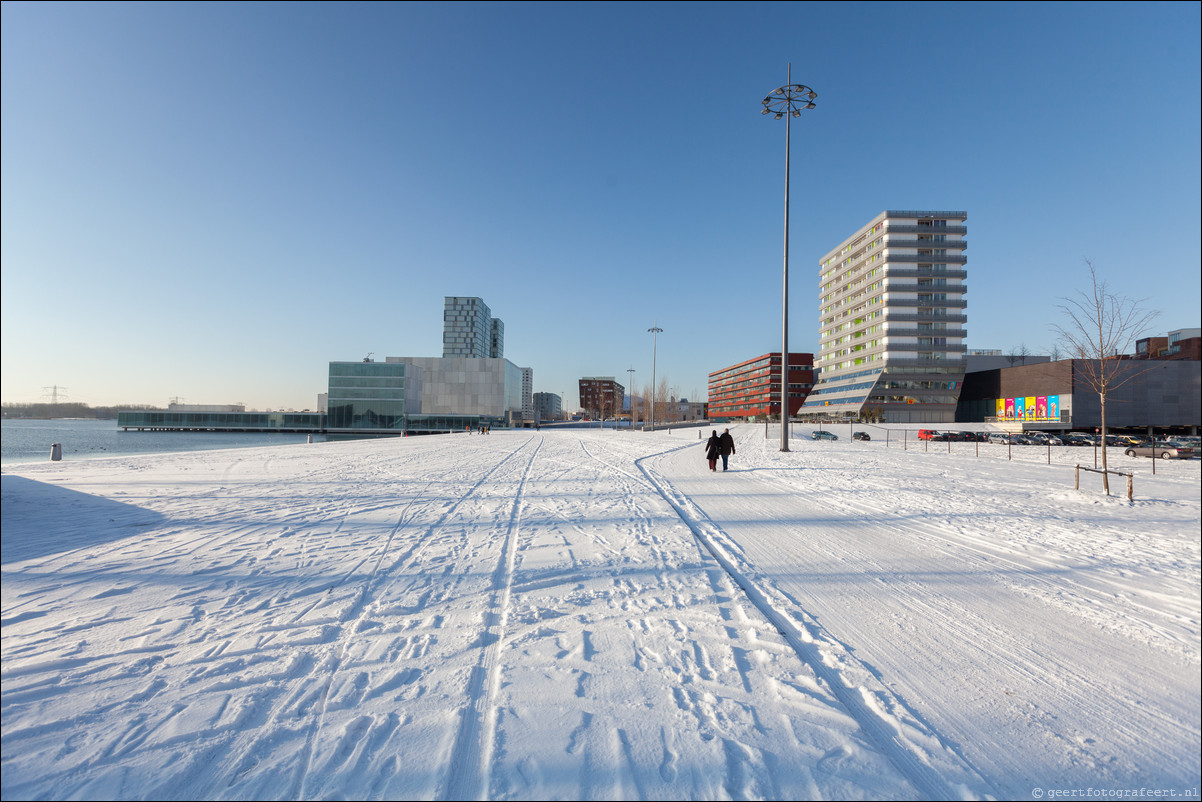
[578,377,625,419]
[708,353,814,420]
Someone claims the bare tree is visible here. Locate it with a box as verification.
[657,378,671,423]
[1052,260,1160,493]
[1049,344,1063,362]
[1007,342,1032,366]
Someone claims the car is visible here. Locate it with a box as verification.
[960,431,988,442]
[988,433,1015,444]
[1124,444,1194,460]
[852,431,871,441]
[811,430,839,441]
[917,429,938,440]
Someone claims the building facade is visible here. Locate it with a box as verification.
[327,360,423,431]
[533,392,562,422]
[578,377,625,419]
[800,210,968,423]
[443,297,504,359]
[956,359,1200,432]
[1138,328,1202,361]
[708,353,814,420]
[386,356,528,423]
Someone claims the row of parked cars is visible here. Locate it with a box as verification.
[914,429,1197,458]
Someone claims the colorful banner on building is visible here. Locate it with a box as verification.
[994,394,1061,421]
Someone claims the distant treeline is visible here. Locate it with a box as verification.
[2,402,163,420]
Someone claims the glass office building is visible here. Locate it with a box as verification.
[326,361,422,431]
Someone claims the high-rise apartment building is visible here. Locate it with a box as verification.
[800,210,968,423]
[443,297,504,359]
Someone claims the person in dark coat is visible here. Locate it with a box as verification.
[718,428,736,471]
[704,430,721,472]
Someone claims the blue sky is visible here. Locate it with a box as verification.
[3,1,1199,411]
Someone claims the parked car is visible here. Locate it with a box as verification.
[960,431,988,442]
[1061,433,1093,446]
[811,430,839,441]
[987,433,1014,444]
[1124,444,1194,459]
[917,429,938,440]
[852,431,871,441]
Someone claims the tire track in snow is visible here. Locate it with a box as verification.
[177,436,539,797]
[443,435,542,801]
[635,449,976,802]
[290,435,544,800]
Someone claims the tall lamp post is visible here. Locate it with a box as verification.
[647,325,663,431]
[762,66,816,452]
[627,367,636,428]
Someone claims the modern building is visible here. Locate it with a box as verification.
[167,402,246,413]
[964,349,1051,372]
[956,359,1200,433]
[800,210,968,423]
[1138,328,1201,361]
[708,353,814,420]
[326,360,423,431]
[521,367,534,422]
[443,297,504,359]
[672,398,709,422]
[533,392,562,422]
[386,356,529,424]
[578,377,625,419]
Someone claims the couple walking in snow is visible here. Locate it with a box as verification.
[704,428,735,472]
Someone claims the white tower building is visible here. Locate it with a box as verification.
[800,210,968,423]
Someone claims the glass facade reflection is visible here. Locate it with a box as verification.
[327,361,419,431]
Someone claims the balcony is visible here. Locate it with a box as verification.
[882,224,967,235]
[882,282,968,294]
[881,268,967,280]
[880,328,967,338]
[882,253,968,264]
[883,239,968,251]
[884,312,967,323]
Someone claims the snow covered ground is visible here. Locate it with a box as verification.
[2,425,1199,801]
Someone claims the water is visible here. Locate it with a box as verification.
[2,419,315,465]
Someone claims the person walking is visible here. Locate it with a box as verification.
[719,428,736,471]
[704,430,721,472]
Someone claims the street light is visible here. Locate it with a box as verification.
[648,325,663,431]
[761,65,816,452]
[627,367,636,428]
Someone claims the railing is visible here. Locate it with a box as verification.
[882,239,968,250]
[883,224,968,235]
[883,253,968,264]
[883,210,968,219]
[1075,465,1133,500]
[883,283,968,294]
[881,268,968,280]
[877,328,967,338]
[883,312,968,323]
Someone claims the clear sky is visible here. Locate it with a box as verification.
[3,1,1199,412]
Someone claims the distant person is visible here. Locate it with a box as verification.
[704,430,721,472]
[719,428,736,471]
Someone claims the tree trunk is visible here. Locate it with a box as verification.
[1099,390,1109,494]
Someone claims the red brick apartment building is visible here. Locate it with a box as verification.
[708,353,814,420]
[578,376,625,419]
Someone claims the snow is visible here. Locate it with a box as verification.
[2,425,1199,801]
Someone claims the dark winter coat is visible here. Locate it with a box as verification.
[704,434,721,460]
[719,432,735,456]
